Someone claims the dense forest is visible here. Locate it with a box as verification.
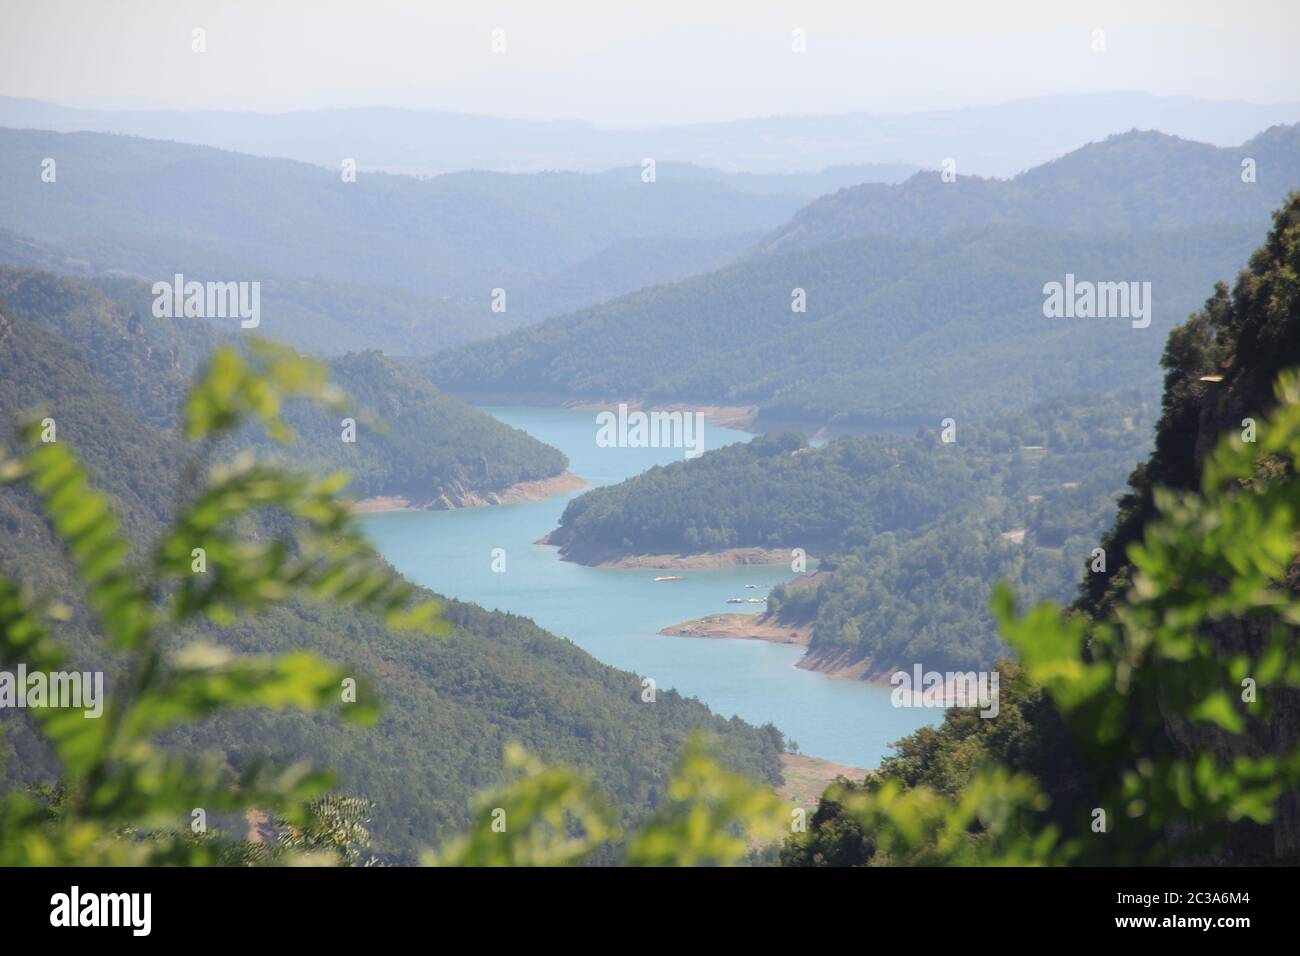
[0,268,786,860]
[423,128,1299,427]
[423,222,1261,427]
[550,393,1154,672]
[0,267,569,504]
[548,431,988,560]
[784,194,1300,865]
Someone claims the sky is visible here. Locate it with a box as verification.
[1,0,1297,126]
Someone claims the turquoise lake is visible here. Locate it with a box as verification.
[359,406,937,768]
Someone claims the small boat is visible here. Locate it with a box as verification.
[654,575,682,582]
[747,597,764,603]
[726,598,745,604]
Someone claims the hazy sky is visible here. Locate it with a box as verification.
[2,0,1296,125]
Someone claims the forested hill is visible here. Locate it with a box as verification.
[0,269,785,861]
[1080,193,1300,616]
[422,128,1300,428]
[786,196,1300,866]
[0,128,808,353]
[756,125,1300,255]
[423,222,1260,427]
[0,267,568,504]
[547,431,988,562]
[288,351,569,502]
[548,393,1155,672]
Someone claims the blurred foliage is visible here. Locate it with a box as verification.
[425,735,788,868]
[0,343,440,865]
[0,340,788,867]
[622,736,787,866]
[783,368,1300,865]
[0,272,786,859]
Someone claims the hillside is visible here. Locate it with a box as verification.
[548,393,1154,673]
[0,267,570,507]
[757,125,1300,254]
[0,270,786,861]
[423,222,1262,427]
[1081,194,1300,614]
[787,194,1300,866]
[0,128,808,353]
[546,431,988,563]
[0,225,495,358]
[281,351,572,505]
[423,128,1300,427]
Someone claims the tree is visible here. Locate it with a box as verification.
[0,341,442,865]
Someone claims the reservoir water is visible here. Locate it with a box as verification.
[359,406,937,768]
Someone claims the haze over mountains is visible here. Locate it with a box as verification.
[425,125,1300,429]
[3,75,1300,869]
[4,92,1299,176]
[758,125,1300,253]
[4,95,1295,370]
[0,129,824,354]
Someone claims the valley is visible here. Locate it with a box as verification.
[358,405,940,769]
[2,17,1298,877]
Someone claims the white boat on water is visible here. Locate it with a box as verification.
[654,575,682,582]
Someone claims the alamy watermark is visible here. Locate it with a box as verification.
[596,403,705,459]
[0,665,104,718]
[152,273,260,329]
[890,665,999,718]
[1042,274,1151,329]
[50,886,150,936]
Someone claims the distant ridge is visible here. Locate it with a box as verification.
[3,91,1298,177]
[757,125,1300,254]
[423,127,1298,428]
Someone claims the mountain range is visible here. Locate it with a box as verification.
[423,126,1299,429]
[5,92,1298,177]
[0,129,826,354]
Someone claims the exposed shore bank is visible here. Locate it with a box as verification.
[659,611,811,645]
[538,539,794,570]
[437,391,760,432]
[660,611,899,684]
[353,471,587,513]
[777,753,870,806]
[564,400,757,432]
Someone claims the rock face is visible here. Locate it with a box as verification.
[1081,197,1300,863]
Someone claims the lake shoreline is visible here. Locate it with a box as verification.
[359,404,939,769]
[537,539,794,570]
[564,400,757,432]
[659,611,811,645]
[353,470,587,513]
[440,392,761,432]
[660,611,901,684]
[777,753,870,806]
